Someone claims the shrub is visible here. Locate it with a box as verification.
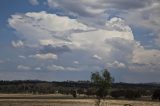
[96,87,108,99]
[86,88,96,97]
[110,90,125,98]
[152,89,160,100]
[124,90,141,99]
[71,90,77,98]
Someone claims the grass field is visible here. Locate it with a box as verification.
[0,94,159,106]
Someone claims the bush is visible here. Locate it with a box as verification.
[110,90,125,98]
[86,88,96,97]
[152,89,160,100]
[71,90,77,98]
[96,87,108,99]
[111,90,141,99]
[124,90,141,99]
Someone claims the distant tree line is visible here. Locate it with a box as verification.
[0,80,91,95]
[0,79,159,100]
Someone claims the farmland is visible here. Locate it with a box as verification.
[0,94,159,106]
[0,99,159,106]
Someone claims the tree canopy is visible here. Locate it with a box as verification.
[91,69,113,99]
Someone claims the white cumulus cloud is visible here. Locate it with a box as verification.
[107,61,126,69]
[11,40,24,48]
[8,11,160,79]
[29,53,58,60]
[8,11,90,47]
[17,65,31,70]
[47,64,78,71]
[92,54,102,60]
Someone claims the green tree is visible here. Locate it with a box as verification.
[91,69,113,106]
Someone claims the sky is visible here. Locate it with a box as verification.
[0,0,160,83]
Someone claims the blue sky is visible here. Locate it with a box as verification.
[0,0,160,82]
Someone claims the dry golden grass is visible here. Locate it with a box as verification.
[0,94,159,106]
